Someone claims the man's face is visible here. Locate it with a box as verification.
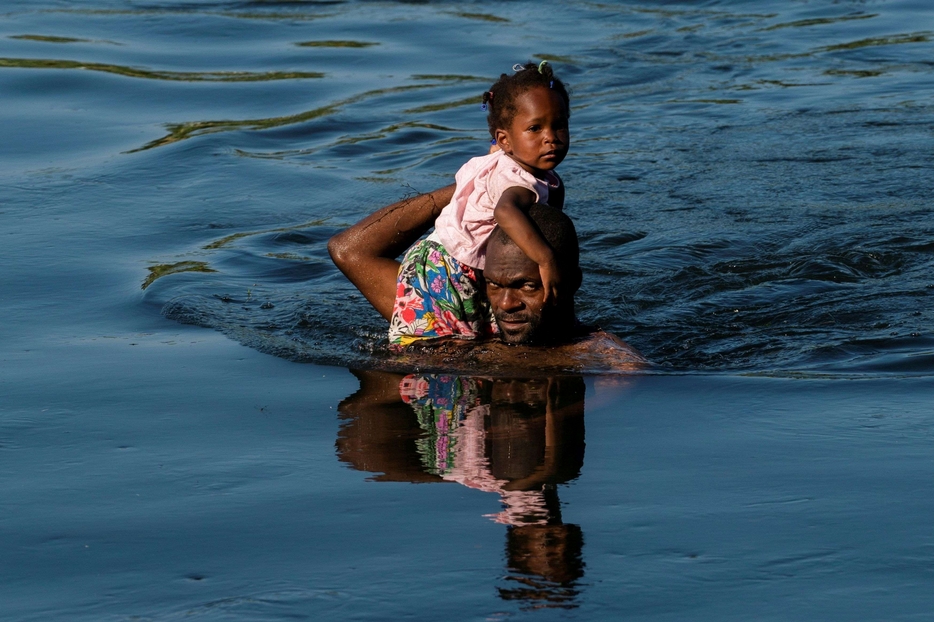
[484,241,550,344]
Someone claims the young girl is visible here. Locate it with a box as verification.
[389,61,571,347]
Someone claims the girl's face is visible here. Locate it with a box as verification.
[495,86,569,178]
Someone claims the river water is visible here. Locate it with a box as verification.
[2,0,934,619]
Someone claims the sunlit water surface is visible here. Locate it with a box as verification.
[3,0,934,619]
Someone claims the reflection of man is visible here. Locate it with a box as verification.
[328,185,645,371]
[336,370,588,608]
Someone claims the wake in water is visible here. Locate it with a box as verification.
[147,176,934,376]
[124,0,934,376]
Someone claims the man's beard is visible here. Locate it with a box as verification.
[493,308,546,345]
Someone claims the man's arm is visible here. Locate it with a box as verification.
[328,184,455,320]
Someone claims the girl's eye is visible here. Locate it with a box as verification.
[527,125,540,132]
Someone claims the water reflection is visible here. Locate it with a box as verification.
[337,370,587,609]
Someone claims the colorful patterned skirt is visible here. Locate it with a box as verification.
[388,236,496,348]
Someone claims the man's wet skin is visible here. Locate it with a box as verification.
[485,234,575,345]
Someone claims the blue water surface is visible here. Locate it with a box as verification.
[2,0,934,619]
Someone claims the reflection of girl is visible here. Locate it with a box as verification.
[336,369,587,609]
[399,372,587,608]
[398,373,583,527]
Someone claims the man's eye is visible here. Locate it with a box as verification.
[521,283,539,292]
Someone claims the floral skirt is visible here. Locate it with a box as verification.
[388,237,496,348]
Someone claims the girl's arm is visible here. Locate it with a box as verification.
[493,186,562,304]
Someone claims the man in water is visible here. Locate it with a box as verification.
[328,184,644,371]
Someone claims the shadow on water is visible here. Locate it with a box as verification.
[336,371,588,609]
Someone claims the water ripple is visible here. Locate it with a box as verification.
[0,57,324,81]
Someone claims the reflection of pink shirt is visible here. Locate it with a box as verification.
[432,150,561,270]
[441,404,550,526]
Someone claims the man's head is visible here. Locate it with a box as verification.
[484,204,582,345]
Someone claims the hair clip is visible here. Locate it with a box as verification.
[538,60,548,74]
[481,91,493,112]
[512,63,524,72]
[549,80,554,88]
[490,138,497,145]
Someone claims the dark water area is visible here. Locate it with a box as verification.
[4,0,934,619]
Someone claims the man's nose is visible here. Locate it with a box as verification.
[498,288,524,311]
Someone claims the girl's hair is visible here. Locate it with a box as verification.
[481,61,570,139]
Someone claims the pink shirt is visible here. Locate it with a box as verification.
[432,150,561,270]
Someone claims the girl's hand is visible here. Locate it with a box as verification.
[539,259,563,305]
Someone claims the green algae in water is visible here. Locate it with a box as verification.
[613,29,654,40]
[404,95,479,114]
[133,83,440,152]
[142,261,216,290]
[204,219,330,250]
[761,13,878,31]
[218,12,333,21]
[825,68,887,78]
[0,58,323,82]
[10,34,90,43]
[757,79,831,88]
[449,12,508,23]
[266,252,312,261]
[668,98,743,104]
[48,7,330,21]
[296,40,378,48]
[821,32,930,52]
[335,121,462,146]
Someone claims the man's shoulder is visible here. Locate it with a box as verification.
[391,330,646,375]
[549,330,647,370]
